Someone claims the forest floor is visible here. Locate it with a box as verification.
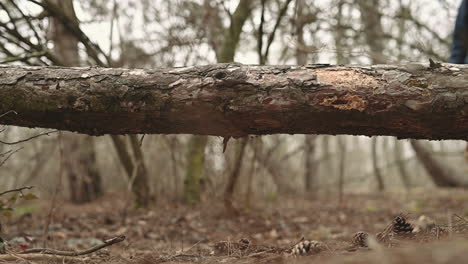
[2,188,468,263]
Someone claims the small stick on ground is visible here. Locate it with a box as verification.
[0,253,81,262]
[20,235,126,256]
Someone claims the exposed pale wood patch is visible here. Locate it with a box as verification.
[315,69,382,89]
[320,93,367,112]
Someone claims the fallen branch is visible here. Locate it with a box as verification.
[19,236,125,257]
[1,63,468,139]
[0,253,81,262]
[20,235,126,256]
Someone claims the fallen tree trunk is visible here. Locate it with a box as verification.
[0,63,467,139]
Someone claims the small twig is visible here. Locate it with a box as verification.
[287,236,304,251]
[6,250,39,264]
[453,213,468,224]
[0,186,33,197]
[247,249,276,258]
[0,130,58,145]
[0,147,22,167]
[139,134,146,147]
[21,235,126,256]
[0,253,80,262]
[0,51,47,64]
[162,253,198,262]
[43,132,63,247]
[0,110,17,119]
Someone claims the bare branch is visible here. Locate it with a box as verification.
[0,185,33,197]
[262,0,293,63]
[0,147,22,167]
[0,110,17,119]
[0,51,47,64]
[0,130,58,145]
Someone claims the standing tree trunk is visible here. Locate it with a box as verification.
[295,0,319,192]
[128,135,151,207]
[304,135,318,191]
[183,0,253,205]
[224,137,248,214]
[359,0,387,193]
[49,0,102,203]
[371,137,385,191]
[410,140,468,187]
[334,0,348,65]
[394,139,411,189]
[337,136,346,203]
[183,135,208,204]
[110,135,151,206]
[357,0,386,63]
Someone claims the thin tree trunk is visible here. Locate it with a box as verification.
[110,135,151,206]
[295,0,308,65]
[244,138,258,209]
[334,0,347,64]
[49,0,102,203]
[394,139,411,189]
[128,134,151,206]
[371,137,385,191]
[184,0,254,205]
[62,134,102,203]
[295,0,319,192]
[357,0,386,63]
[304,135,318,191]
[337,136,346,203]
[224,137,248,214]
[183,135,208,204]
[410,140,467,187]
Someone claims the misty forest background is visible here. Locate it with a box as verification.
[0,0,467,210]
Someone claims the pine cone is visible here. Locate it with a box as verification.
[393,215,413,234]
[351,231,369,247]
[291,240,324,256]
[237,238,251,250]
[213,238,251,255]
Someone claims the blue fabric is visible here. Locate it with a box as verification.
[450,0,468,63]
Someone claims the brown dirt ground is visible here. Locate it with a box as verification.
[2,188,468,263]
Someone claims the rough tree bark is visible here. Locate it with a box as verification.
[0,63,467,140]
